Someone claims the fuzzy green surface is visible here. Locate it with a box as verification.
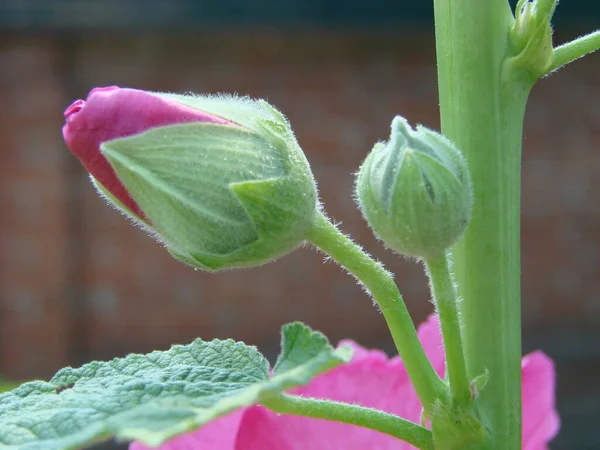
[356,118,471,260]
[0,322,351,449]
[433,0,530,448]
[102,120,317,271]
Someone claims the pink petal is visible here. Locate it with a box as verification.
[62,86,233,219]
[130,410,245,450]
[231,325,446,450]
[234,402,414,450]
[129,315,559,449]
[234,406,295,450]
[521,351,560,450]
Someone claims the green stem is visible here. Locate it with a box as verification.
[306,212,448,413]
[424,252,470,407]
[262,393,434,450]
[549,30,600,73]
[433,1,530,448]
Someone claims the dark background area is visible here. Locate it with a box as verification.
[0,1,599,449]
[1,1,599,29]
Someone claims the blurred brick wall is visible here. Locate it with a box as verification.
[0,30,598,381]
[0,37,71,375]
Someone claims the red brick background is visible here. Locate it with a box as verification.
[0,30,598,448]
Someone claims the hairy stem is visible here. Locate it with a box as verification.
[433,1,530,448]
[424,252,471,407]
[549,30,600,73]
[306,211,448,414]
[262,393,434,450]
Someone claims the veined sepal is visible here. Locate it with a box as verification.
[356,116,472,260]
[100,119,317,271]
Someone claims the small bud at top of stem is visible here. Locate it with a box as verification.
[509,0,558,79]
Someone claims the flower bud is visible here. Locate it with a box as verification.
[509,0,556,78]
[63,87,318,271]
[355,116,472,260]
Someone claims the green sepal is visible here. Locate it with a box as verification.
[508,0,556,79]
[0,322,350,449]
[157,94,286,140]
[101,121,317,271]
[91,176,149,226]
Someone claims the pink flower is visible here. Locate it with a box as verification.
[62,87,318,272]
[131,316,559,449]
[62,86,233,219]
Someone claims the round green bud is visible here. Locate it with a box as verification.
[355,116,472,260]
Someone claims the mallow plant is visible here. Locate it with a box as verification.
[1,1,597,449]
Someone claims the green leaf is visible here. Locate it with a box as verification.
[0,378,22,393]
[0,322,349,449]
[274,322,348,376]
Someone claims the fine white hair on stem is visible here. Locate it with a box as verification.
[309,216,394,312]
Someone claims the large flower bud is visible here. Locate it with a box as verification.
[355,116,472,260]
[63,87,318,271]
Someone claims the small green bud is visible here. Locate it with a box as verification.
[509,0,556,78]
[355,116,472,260]
[99,96,318,272]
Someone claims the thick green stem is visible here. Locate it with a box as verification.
[262,393,434,450]
[424,252,470,407]
[433,1,531,448]
[549,30,600,73]
[306,212,449,414]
